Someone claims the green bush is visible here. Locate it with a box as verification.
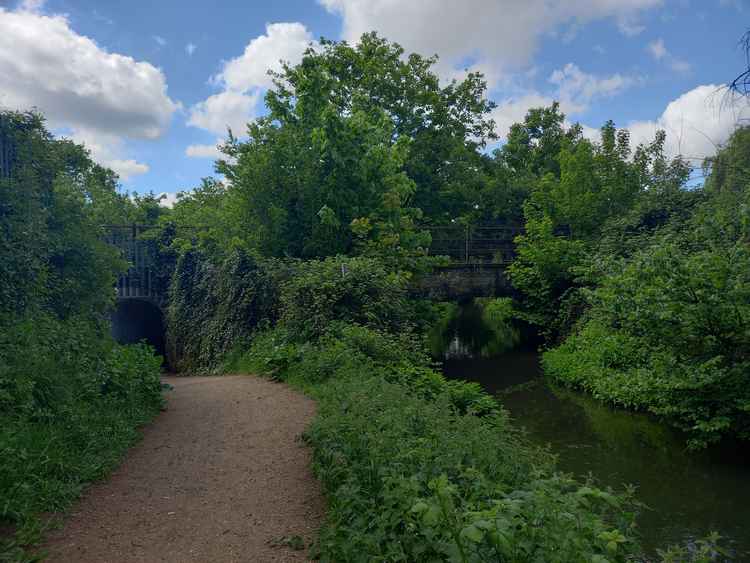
[279,256,409,340]
[0,315,163,555]
[235,322,498,417]
[313,382,643,562]
[166,248,293,372]
[543,241,750,448]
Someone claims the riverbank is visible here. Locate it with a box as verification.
[444,347,750,559]
[231,323,649,562]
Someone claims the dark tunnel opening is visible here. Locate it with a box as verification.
[111,299,168,368]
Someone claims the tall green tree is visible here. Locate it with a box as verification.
[508,118,689,336]
[0,111,126,321]
[218,33,497,263]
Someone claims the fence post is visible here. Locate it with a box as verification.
[465,225,469,263]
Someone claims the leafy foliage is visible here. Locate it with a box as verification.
[166,248,291,373]
[544,239,750,448]
[0,110,164,558]
[279,256,409,341]
[208,245,655,562]
[0,316,162,525]
[539,126,750,447]
[229,316,644,562]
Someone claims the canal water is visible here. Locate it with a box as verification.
[438,303,750,558]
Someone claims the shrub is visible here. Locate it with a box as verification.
[235,322,498,417]
[279,256,409,340]
[166,248,293,372]
[544,241,750,448]
[0,314,163,556]
[289,349,641,561]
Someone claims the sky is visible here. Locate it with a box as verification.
[1,0,749,202]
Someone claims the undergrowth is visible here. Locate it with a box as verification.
[229,323,646,562]
[214,255,727,561]
[0,315,164,561]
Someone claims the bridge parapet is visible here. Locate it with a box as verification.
[422,222,523,299]
[104,225,161,305]
[427,223,522,264]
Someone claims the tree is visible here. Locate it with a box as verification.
[729,29,750,96]
[542,125,750,447]
[480,103,585,226]
[508,119,690,336]
[0,110,126,321]
[500,103,582,179]
[218,33,497,264]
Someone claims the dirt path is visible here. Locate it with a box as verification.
[43,375,325,563]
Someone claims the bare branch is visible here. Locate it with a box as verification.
[729,30,750,96]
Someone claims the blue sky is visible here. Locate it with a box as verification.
[1,0,748,200]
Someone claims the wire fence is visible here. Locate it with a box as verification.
[427,224,522,264]
[104,225,159,301]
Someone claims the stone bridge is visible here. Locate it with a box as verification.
[104,225,167,361]
[420,223,522,300]
[104,225,164,306]
[101,221,523,358]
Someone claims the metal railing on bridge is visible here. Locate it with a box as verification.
[104,225,160,302]
[427,224,523,264]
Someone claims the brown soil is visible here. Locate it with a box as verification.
[43,375,325,563]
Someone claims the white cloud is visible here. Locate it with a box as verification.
[319,0,662,84]
[217,22,314,91]
[187,22,315,154]
[66,128,149,180]
[186,42,197,56]
[185,141,223,159]
[489,84,747,160]
[187,90,260,136]
[578,123,603,142]
[648,38,667,60]
[153,35,167,47]
[616,15,645,36]
[549,63,637,113]
[109,159,149,179]
[489,64,638,140]
[0,8,179,179]
[491,93,608,146]
[626,85,749,158]
[646,37,690,73]
[157,192,180,208]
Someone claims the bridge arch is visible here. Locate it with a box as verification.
[111,298,167,365]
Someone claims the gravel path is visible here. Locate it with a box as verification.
[43,375,324,563]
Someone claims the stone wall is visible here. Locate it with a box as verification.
[415,264,512,300]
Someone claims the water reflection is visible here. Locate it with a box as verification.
[429,300,519,360]
[437,304,750,558]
